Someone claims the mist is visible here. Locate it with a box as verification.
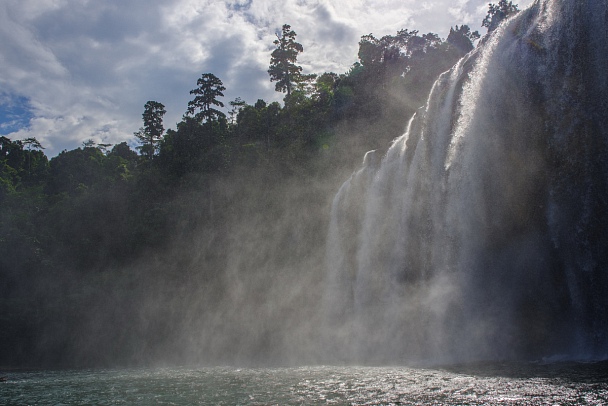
[324,0,608,364]
[2,0,608,369]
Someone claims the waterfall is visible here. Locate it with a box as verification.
[324,0,608,363]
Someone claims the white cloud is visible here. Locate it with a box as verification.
[0,0,533,157]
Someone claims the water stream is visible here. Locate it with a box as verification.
[324,0,608,363]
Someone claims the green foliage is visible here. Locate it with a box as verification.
[0,18,480,367]
[0,136,49,193]
[233,104,264,143]
[321,28,464,151]
[186,73,226,123]
[0,137,24,193]
[82,139,96,148]
[228,97,246,125]
[159,114,230,177]
[483,1,520,33]
[22,137,44,151]
[136,100,166,160]
[109,142,139,162]
[46,146,134,197]
[447,25,480,54]
[358,29,442,71]
[268,24,306,98]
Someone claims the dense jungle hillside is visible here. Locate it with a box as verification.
[0,18,490,367]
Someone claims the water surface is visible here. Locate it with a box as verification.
[2,362,608,405]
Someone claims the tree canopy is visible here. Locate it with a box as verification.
[268,24,312,98]
[186,73,226,123]
[447,25,480,54]
[136,100,166,160]
[0,17,487,368]
[483,0,520,32]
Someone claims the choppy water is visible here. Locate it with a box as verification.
[2,362,608,405]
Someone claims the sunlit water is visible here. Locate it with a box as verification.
[2,362,608,405]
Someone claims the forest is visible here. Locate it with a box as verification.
[0,4,516,367]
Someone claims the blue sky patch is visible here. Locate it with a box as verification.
[0,95,33,136]
[227,0,253,12]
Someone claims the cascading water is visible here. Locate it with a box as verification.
[325,0,608,364]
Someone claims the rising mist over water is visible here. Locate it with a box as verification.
[4,0,608,370]
[323,0,608,364]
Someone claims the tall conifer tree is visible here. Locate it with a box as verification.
[186,73,226,123]
[268,24,305,98]
[135,100,166,160]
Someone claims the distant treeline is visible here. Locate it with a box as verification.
[0,3,518,368]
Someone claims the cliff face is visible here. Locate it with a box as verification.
[324,0,608,363]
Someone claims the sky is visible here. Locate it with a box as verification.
[0,0,533,157]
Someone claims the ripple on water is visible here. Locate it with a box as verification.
[1,362,608,405]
